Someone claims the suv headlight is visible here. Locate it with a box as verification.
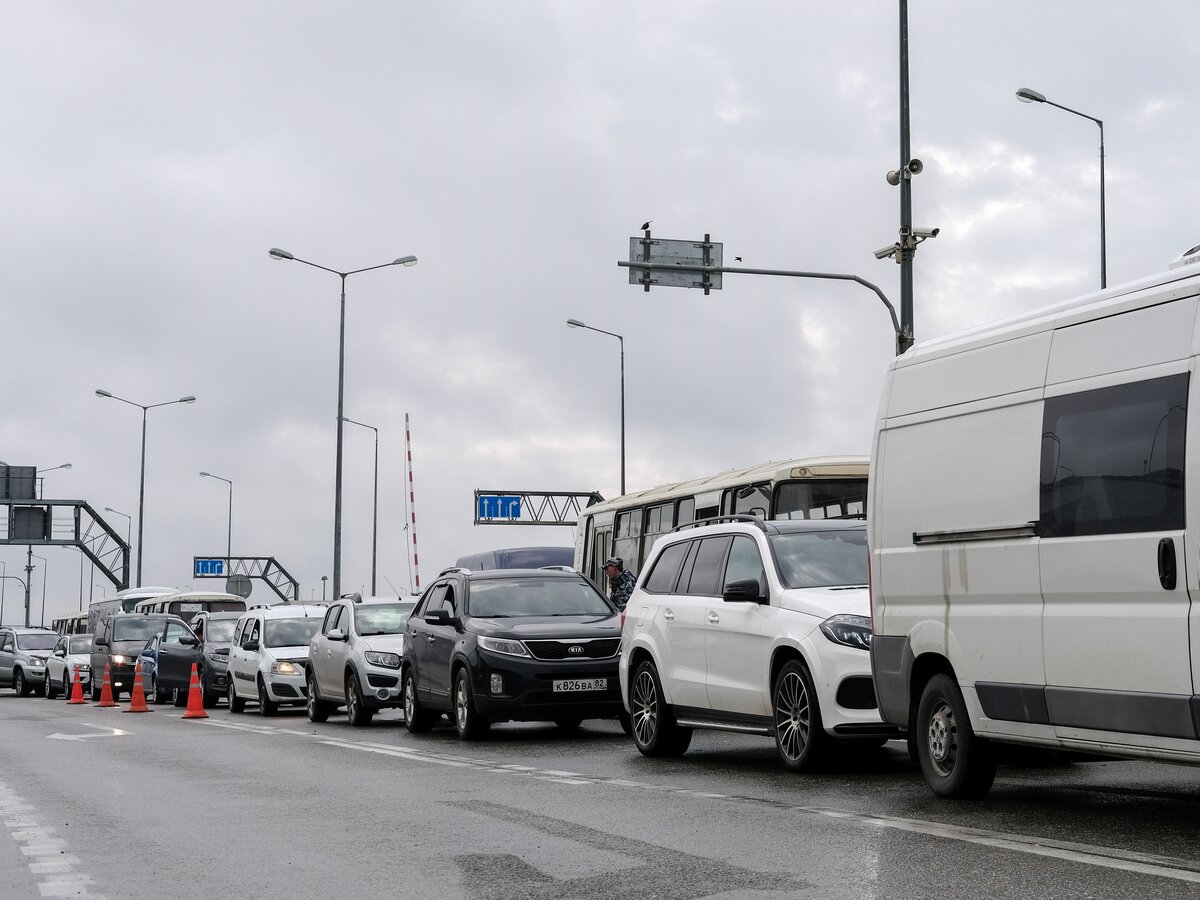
[110,655,131,665]
[364,651,401,669]
[819,615,873,651]
[270,661,300,676]
[478,636,529,658]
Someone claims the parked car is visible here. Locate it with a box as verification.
[403,567,625,739]
[307,594,418,725]
[90,613,189,701]
[136,618,199,704]
[620,516,896,770]
[227,604,325,715]
[0,626,58,696]
[44,633,93,699]
[191,611,241,707]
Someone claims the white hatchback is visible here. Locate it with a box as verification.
[44,633,93,698]
[227,604,325,715]
[619,517,896,770]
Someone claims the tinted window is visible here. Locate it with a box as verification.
[467,577,613,618]
[685,537,732,595]
[1040,374,1187,538]
[644,541,690,593]
[723,536,767,593]
[769,530,868,588]
[355,602,416,635]
[112,618,165,642]
[264,617,320,648]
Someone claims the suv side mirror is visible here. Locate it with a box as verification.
[722,579,767,604]
[327,628,347,642]
[424,608,453,627]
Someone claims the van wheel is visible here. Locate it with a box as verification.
[306,674,330,723]
[453,669,489,740]
[772,660,826,771]
[403,669,435,733]
[228,679,246,713]
[345,674,374,727]
[629,660,692,757]
[258,678,278,716]
[916,673,997,799]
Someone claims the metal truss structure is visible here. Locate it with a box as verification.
[191,556,300,604]
[0,499,130,590]
[473,490,603,527]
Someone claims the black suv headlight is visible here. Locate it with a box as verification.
[477,636,530,658]
[819,615,872,650]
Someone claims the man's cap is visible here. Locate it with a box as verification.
[603,557,623,569]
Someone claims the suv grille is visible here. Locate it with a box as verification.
[524,638,619,661]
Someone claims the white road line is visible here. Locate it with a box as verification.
[0,779,106,899]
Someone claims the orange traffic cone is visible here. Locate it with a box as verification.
[97,663,118,708]
[124,660,152,713]
[181,662,208,719]
[67,664,86,705]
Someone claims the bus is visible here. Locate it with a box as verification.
[573,455,869,585]
[87,586,177,634]
[51,612,89,636]
[131,590,246,624]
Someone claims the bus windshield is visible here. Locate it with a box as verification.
[773,480,867,520]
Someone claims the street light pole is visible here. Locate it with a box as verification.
[199,472,233,559]
[103,507,132,549]
[1016,86,1107,289]
[268,247,417,602]
[342,417,379,595]
[95,390,197,585]
[0,575,28,627]
[566,319,626,496]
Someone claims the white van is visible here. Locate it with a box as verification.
[870,244,1200,798]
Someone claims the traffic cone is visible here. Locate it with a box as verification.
[67,664,86,705]
[181,662,208,719]
[124,660,152,713]
[97,663,118,708]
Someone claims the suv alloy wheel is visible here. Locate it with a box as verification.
[306,673,332,723]
[630,660,691,756]
[403,669,435,733]
[772,659,825,771]
[453,668,489,740]
[345,673,374,727]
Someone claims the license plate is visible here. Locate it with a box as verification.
[552,678,607,693]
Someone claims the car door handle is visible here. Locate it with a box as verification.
[1158,537,1177,590]
[663,609,674,621]
[707,612,720,624]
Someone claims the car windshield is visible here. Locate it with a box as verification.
[68,636,93,654]
[769,530,869,589]
[264,617,320,648]
[467,578,612,618]
[112,618,165,642]
[16,633,57,651]
[354,603,416,635]
[204,619,237,644]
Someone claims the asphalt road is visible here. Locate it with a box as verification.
[2,691,1200,899]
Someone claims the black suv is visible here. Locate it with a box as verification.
[91,613,191,701]
[403,567,626,739]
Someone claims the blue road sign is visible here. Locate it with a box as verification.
[477,494,522,520]
[194,558,225,577]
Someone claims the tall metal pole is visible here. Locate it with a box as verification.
[618,335,626,496]
[334,275,347,603]
[226,481,233,560]
[137,407,148,586]
[1,561,5,625]
[370,426,378,595]
[1098,120,1107,289]
[25,545,33,627]
[897,0,915,352]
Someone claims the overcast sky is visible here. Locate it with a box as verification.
[3,2,1198,622]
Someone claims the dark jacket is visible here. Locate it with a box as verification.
[608,569,637,609]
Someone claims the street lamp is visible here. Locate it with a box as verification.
[268,246,417,602]
[104,507,133,548]
[321,575,328,603]
[342,417,379,595]
[1016,87,1107,289]
[0,575,28,627]
[567,318,626,495]
[95,389,197,585]
[38,462,71,497]
[199,472,233,559]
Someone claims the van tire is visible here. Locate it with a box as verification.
[258,677,278,716]
[629,660,692,757]
[772,660,826,771]
[228,679,246,713]
[916,673,997,799]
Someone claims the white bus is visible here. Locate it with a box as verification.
[132,590,246,624]
[51,612,89,636]
[573,455,868,585]
[86,586,177,634]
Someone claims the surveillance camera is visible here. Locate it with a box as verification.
[874,244,898,260]
[912,226,940,238]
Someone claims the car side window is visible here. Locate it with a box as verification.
[56,638,67,656]
[723,536,767,596]
[323,606,342,634]
[1,634,12,652]
[164,622,190,645]
[242,621,259,649]
[644,541,691,594]
[443,584,457,615]
[426,584,449,614]
[685,536,733,596]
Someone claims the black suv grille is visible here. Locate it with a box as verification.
[524,638,619,661]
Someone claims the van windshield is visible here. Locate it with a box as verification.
[769,530,869,589]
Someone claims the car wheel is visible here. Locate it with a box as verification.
[772,659,826,772]
[617,711,633,736]
[146,674,157,703]
[228,678,246,713]
[403,669,435,733]
[172,687,188,708]
[45,673,58,700]
[305,673,330,723]
[91,679,101,702]
[554,718,582,734]
[63,676,71,700]
[202,689,219,710]
[345,673,374,727]
[453,668,489,740]
[13,669,28,697]
[916,673,997,799]
[258,677,278,716]
[629,659,691,757]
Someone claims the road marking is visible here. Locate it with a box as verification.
[0,779,105,899]
[46,723,129,742]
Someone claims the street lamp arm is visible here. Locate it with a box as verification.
[288,256,345,277]
[342,416,378,434]
[343,261,405,277]
[1041,98,1103,129]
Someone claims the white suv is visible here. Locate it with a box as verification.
[619,516,895,770]
[306,594,417,726]
[227,604,325,715]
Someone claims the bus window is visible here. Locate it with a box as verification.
[773,480,868,520]
[642,503,674,561]
[677,497,695,528]
[730,483,770,518]
[613,510,642,573]
[591,526,613,584]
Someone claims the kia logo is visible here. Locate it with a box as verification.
[567,645,585,655]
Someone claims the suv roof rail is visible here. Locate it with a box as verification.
[438,566,471,577]
[670,514,777,534]
[340,592,363,604]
